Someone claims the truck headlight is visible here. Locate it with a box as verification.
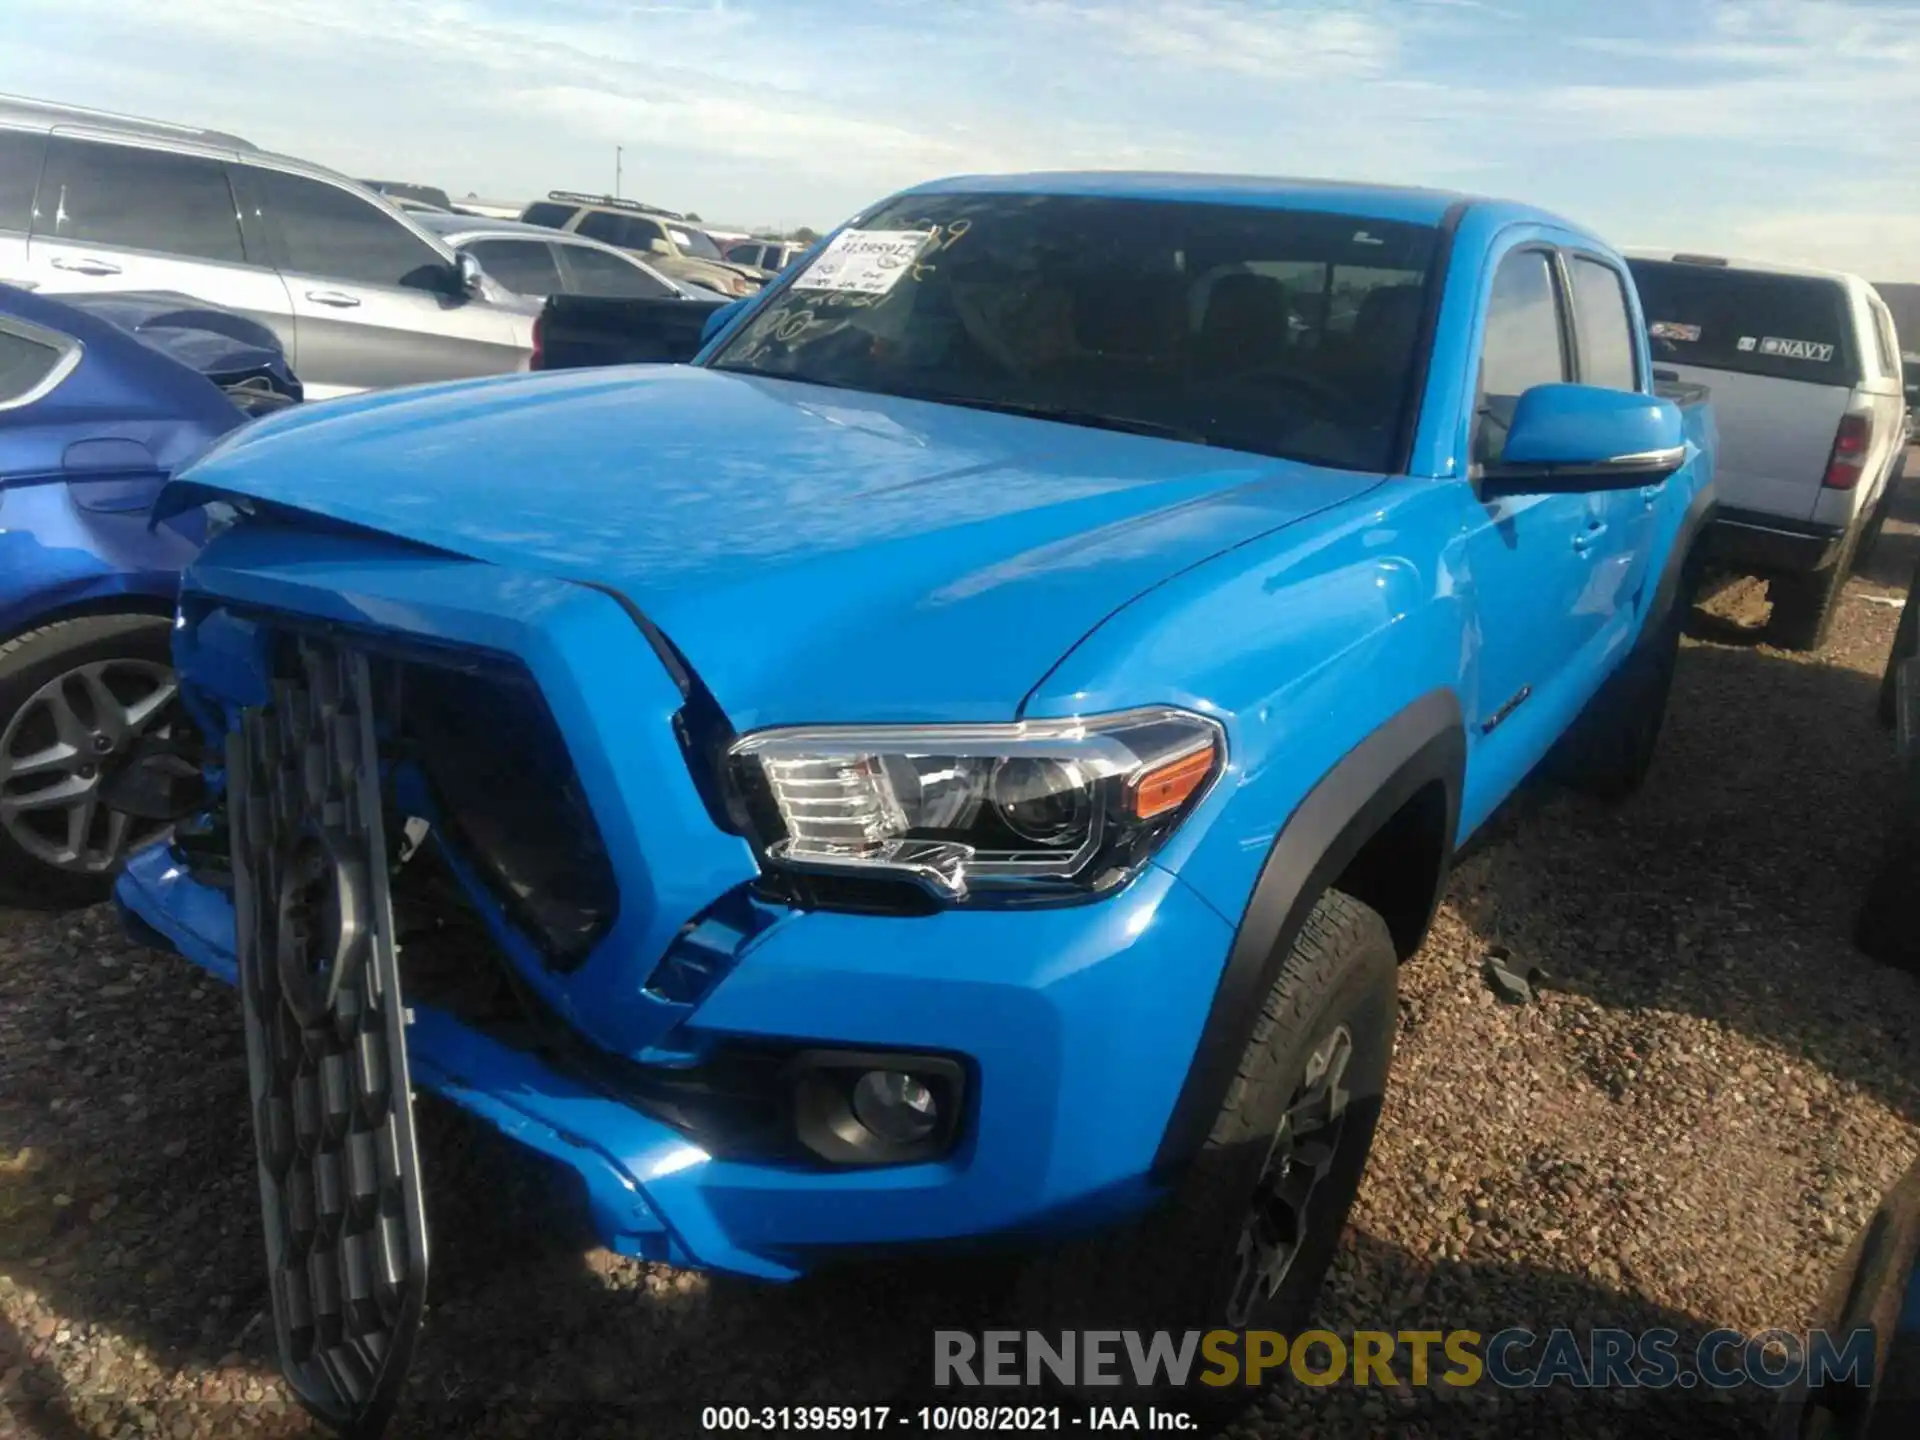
[727,707,1224,903]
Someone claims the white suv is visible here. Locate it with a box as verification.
[0,94,534,398]
[1625,250,1912,648]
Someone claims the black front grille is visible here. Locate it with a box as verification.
[228,636,427,1436]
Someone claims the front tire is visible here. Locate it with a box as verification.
[1008,890,1398,1418]
[0,614,180,910]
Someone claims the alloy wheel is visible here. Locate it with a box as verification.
[0,658,180,873]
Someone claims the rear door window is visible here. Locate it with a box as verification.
[37,137,246,263]
[244,166,447,289]
[1569,257,1639,392]
[0,128,47,235]
[464,237,564,297]
[1627,259,1859,385]
[555,243,673,297]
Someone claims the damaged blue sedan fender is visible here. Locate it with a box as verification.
[115,172,1715,1430]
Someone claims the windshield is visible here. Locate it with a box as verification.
[669,224,725,261]
[705,193,1439,471]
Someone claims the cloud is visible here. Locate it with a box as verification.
[8,0,1920,275]
[1053,0,1398,81]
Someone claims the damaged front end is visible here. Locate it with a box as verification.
[117,516,803,1434]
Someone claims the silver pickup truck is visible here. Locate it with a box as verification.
[1625,251,1913,649]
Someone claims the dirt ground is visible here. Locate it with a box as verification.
[3,484,1919,1440]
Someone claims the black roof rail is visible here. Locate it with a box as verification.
[544,190,686,222]
[1671,253,1731,267]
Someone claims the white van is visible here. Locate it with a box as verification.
[1624,251,1912,649]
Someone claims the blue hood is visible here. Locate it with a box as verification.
[165,365,1382,725]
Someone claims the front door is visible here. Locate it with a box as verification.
[237,164,525,397]
[24,134,294,352]
[1459,245,1607,806]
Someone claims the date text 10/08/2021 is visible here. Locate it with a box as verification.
[699,1408,1197,1432]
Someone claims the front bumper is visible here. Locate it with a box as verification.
[119,842,1231,1280]
[1705,508,1846,576]
[112,523,1237,1281]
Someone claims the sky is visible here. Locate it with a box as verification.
[7,0,1920,278]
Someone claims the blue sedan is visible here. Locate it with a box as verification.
[0,283,297,906]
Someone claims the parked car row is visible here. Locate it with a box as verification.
[514,190,768,296]
[0,97,750,400]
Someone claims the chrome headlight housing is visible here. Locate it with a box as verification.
[728,707,1224,904]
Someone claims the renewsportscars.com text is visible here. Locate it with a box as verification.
[933,1327,1876,1392]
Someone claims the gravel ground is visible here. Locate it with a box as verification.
[4,485,1920,1440]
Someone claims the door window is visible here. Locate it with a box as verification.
[1474,249,1567,466]
[0,128,46,235]
[245,166,448,289]
[36,137,245,263]
[1569,257,1638,392]
[464,238,564,298]
[556,244,673,298]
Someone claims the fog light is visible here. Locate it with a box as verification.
[850,1070,938,1145]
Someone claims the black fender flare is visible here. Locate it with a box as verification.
[1151,688,1466,1178]
[1645,479,1719,638]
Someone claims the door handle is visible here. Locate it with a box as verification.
[50,256,122,276]
[1572,523,1608,554]
[304,289,362,308]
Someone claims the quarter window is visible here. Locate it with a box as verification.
[576,211,664,251]
[1569,257,1638,392]
[0,324,68,407]
[245,167,447,289]
[1475,249,1567,466]
[518,202,577,230]
[37,137,245,263]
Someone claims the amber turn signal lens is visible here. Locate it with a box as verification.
[1131,745,1216,820]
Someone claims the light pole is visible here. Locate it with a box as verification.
[615,146,623,199]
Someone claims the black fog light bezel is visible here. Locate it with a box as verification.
[788,1050,967,1167]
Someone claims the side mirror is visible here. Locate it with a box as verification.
[700,296,751,349]
[454,250,487,298]
[1479,383,1687,498]
[646,237,672,256]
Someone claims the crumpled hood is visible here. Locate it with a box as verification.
[166,365,1383,726]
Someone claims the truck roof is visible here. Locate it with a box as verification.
[1621,247,1870,289]
[896,171,1580,231]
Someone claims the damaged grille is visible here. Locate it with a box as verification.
[228,636,427,1435]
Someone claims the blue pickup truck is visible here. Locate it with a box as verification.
[112,173,1715,1430]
